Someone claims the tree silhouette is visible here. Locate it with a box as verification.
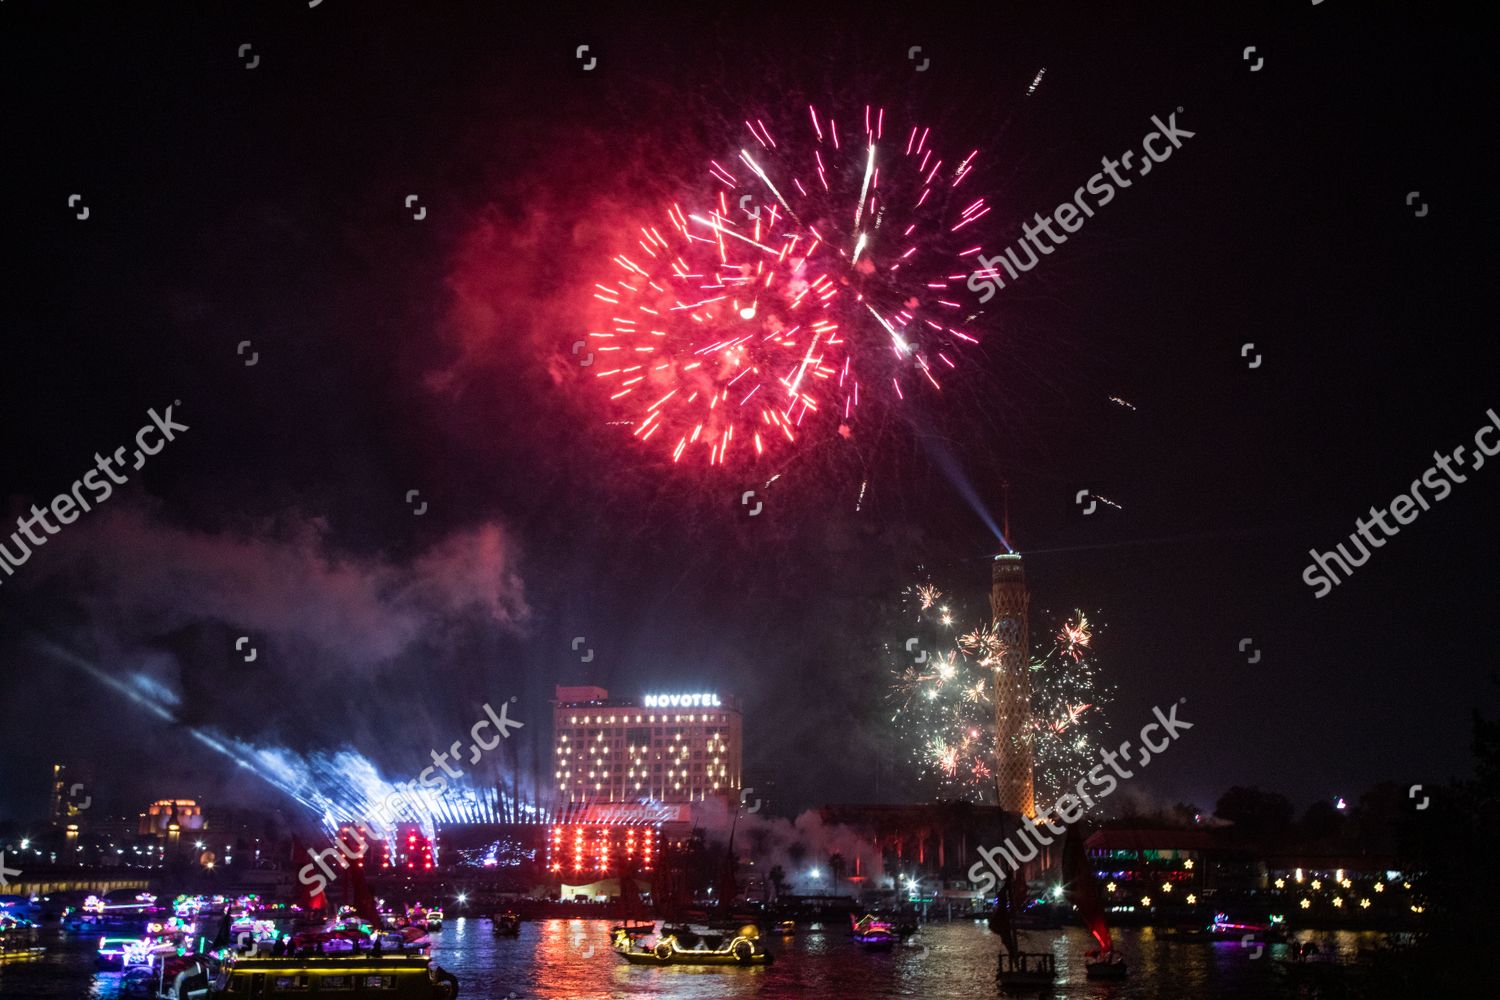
[768,864,787,904]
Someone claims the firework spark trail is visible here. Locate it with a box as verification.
[887,583,1111,803]
[588,104,994,466]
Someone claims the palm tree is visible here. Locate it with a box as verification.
[768,864,787,904]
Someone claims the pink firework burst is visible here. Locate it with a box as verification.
[1057,613,1092,661]
[588,104,990,466]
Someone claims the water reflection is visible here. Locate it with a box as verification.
[1,917,1390,999]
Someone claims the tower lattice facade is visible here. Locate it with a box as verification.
[990,553,1036,817]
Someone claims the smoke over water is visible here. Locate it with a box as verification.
[10,502,535,834]
[691,798,886,895]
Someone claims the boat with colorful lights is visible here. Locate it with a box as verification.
[143,908,454,995]
[207,945,459,998]
[65,891,167,933]
[1207,908,1288,942]
[0,909,44,963]
[849,913,898,952]
[122,941,459,1000]
[610,920,773,966]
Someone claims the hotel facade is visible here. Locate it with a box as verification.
[552,685,743,806]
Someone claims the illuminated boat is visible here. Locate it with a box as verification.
[491,911,521,937]
[98,918,195,971]
[610,921,773,966]
[775,919,797,935]
[1208,909,1286,941]
[208,952,459,998]
[0,912,44,964]
[849,913,898,952]
[97,935,152,970]
[400,904,443,931]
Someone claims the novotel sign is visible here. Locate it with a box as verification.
[642,693,722,708]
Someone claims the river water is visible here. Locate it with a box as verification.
[0,917,1381,998]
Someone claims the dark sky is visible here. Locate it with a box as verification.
[2,1,1495,825]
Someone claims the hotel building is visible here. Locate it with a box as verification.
[552,685,743,806]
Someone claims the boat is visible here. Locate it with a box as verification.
[989,869,1058,990]
[423,907,444,931]
[1209,909,1287,942]
[1062,823,1130,981]
[1276,941,1350,988]
[0,912,44,964]
[996,950,1058,989]
[610,920,773,966]
[97,936,153,970]
[1086,949,1129,980]
[849,913,898,952]
[154,902,456,997]
[609,918,656,936]
[774,919,797,935]
[163,846,458,996]
[491,911,521,937]
[150,951,459,998]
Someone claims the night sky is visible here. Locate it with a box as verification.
[2,2,1494,825]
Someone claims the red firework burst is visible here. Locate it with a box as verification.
[588,104,990,466]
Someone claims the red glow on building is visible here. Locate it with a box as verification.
[546,825,657,876]
[335,822,385,868]
[377,823,436,871]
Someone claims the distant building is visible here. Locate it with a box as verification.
[139,799,206,838]
[48,763,92,829]
[739,770,778,818]
[818,803,1011,883]
[552,685,742,806]
[1086,827,1261,897]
